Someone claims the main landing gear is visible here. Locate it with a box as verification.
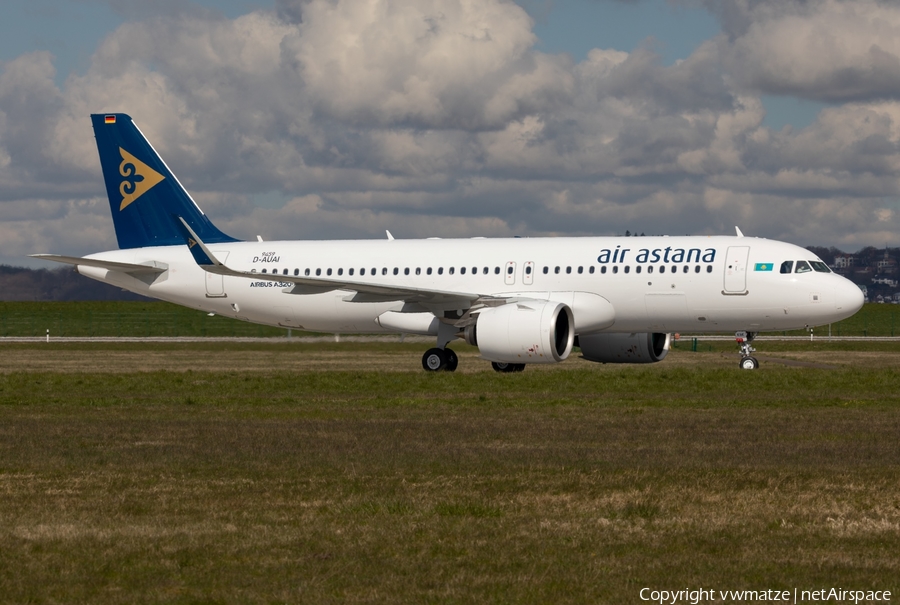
[491,362,526,373]
[736,331,759,370]
[421,321,461,372]
[422,347,459,372]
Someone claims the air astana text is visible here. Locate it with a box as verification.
[598,246,717,265]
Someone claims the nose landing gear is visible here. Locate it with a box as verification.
[736,331,759,369]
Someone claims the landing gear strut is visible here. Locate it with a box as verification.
[736,331,759,370]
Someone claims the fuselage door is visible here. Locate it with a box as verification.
[504,261,517,286]
[723,246,749,293]
[205,251,229,298]
[523,261,534,285]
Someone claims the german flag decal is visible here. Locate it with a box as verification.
[105,115,116,124]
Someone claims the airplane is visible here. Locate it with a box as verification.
[34,113,864,372]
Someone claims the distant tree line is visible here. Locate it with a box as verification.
[0,265,151,301]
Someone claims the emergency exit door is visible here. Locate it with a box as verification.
[723,246,749,293]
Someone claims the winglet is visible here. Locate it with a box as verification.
[735,226,744,237]
[386,230,394,241]
[174,215,225,268]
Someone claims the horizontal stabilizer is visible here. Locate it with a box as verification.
[31,254,167,274]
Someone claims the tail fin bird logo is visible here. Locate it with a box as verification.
[118,148,164,211]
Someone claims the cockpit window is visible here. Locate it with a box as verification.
[810,261,831,273]
[780,261,793,274]
[795,261,812,274]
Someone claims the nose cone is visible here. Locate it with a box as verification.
[834,279,865,318]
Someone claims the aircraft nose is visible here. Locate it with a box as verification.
[835,279,864,315]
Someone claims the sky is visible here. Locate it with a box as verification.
[1,0,899,268]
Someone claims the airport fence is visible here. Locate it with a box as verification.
[0,302,290,338]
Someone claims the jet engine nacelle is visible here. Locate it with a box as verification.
[577,332,671,364]
[464,301,574,364]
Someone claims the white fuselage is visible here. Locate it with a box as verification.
[76,235,864,335]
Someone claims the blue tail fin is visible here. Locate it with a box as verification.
[91,113,239,249]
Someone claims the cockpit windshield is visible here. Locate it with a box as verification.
[780,261,793,274]
[810,261,831,273]
[795,261,812,273]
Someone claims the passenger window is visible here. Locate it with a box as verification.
[526,266,532,275]
[416,268,421,275]
[795,261,812,274]
[601,266,607,274]
[589,266,595,274]
[294,269,299,276]
[555,266,560,274]
[404,268,409,275]
[683,266,688,273]
[494,267,500,274]
[261,269,267,274]
[315,268,321,276]
[543,267,549,274]
[460,267,465,275]
[382,268,387,275]
[624,266,630,274]
[483,267,489,275]
[613,266,618,274]
[438,267,443,275]
[472,267,477,274]
[327,268,333,276]
[337,268,343,276]
[393,268,399,275]
[450,267,455,275]
[810,261,831,273]
[694,266,700,273]
[706,265,713,273]
[635,266,642,274]
[648,266,654,274]
[566,267,571,274]
[660,266,665,274]
[506,266,513,275]
[305,268,310,276]
[427,268,432,275]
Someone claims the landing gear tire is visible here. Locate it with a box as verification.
[740,356,759,370]
[422,348,447,372]
[444,349,459,372]
[491,362,526,373]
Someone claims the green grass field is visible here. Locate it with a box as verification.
[0,342,898,603]
[2,301,899,338]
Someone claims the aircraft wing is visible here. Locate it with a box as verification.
[173,217,484,307]
[31,254,167,275]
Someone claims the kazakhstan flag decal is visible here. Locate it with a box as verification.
[754,263,774,271]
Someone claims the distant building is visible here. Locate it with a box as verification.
[877,258,898,273]
[871,277,898,287]
[834,256,854,269]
